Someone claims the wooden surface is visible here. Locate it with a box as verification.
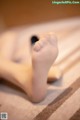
[0,17,80,120]
[0,0,80,28]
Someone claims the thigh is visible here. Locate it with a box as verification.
[0,31,18,60]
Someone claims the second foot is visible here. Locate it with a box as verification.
[47,66,63,83]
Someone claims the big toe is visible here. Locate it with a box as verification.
[33,33,57,52]
[33,38,45,52]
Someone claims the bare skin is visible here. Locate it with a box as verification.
[0,31,60,102]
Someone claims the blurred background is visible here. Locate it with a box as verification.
[0,0,80,30]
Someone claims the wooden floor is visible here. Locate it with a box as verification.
[0,17,80,120]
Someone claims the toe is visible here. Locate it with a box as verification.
[40,33,57,46]
[33,41,43,51]
[33,36,47,51]
[33,42,41,51]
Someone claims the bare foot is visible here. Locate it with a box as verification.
[32,33,58,71]
[16,33,58,102]
[31,33,61,83]
[48,66,62,83]
[30,33,58,101]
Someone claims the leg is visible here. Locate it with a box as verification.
[0,31,40,102]
[13,31,32,64]
[0,55,32,90]
[0,31,17,60]
[0,31,33,97]
[0,31,17,82]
